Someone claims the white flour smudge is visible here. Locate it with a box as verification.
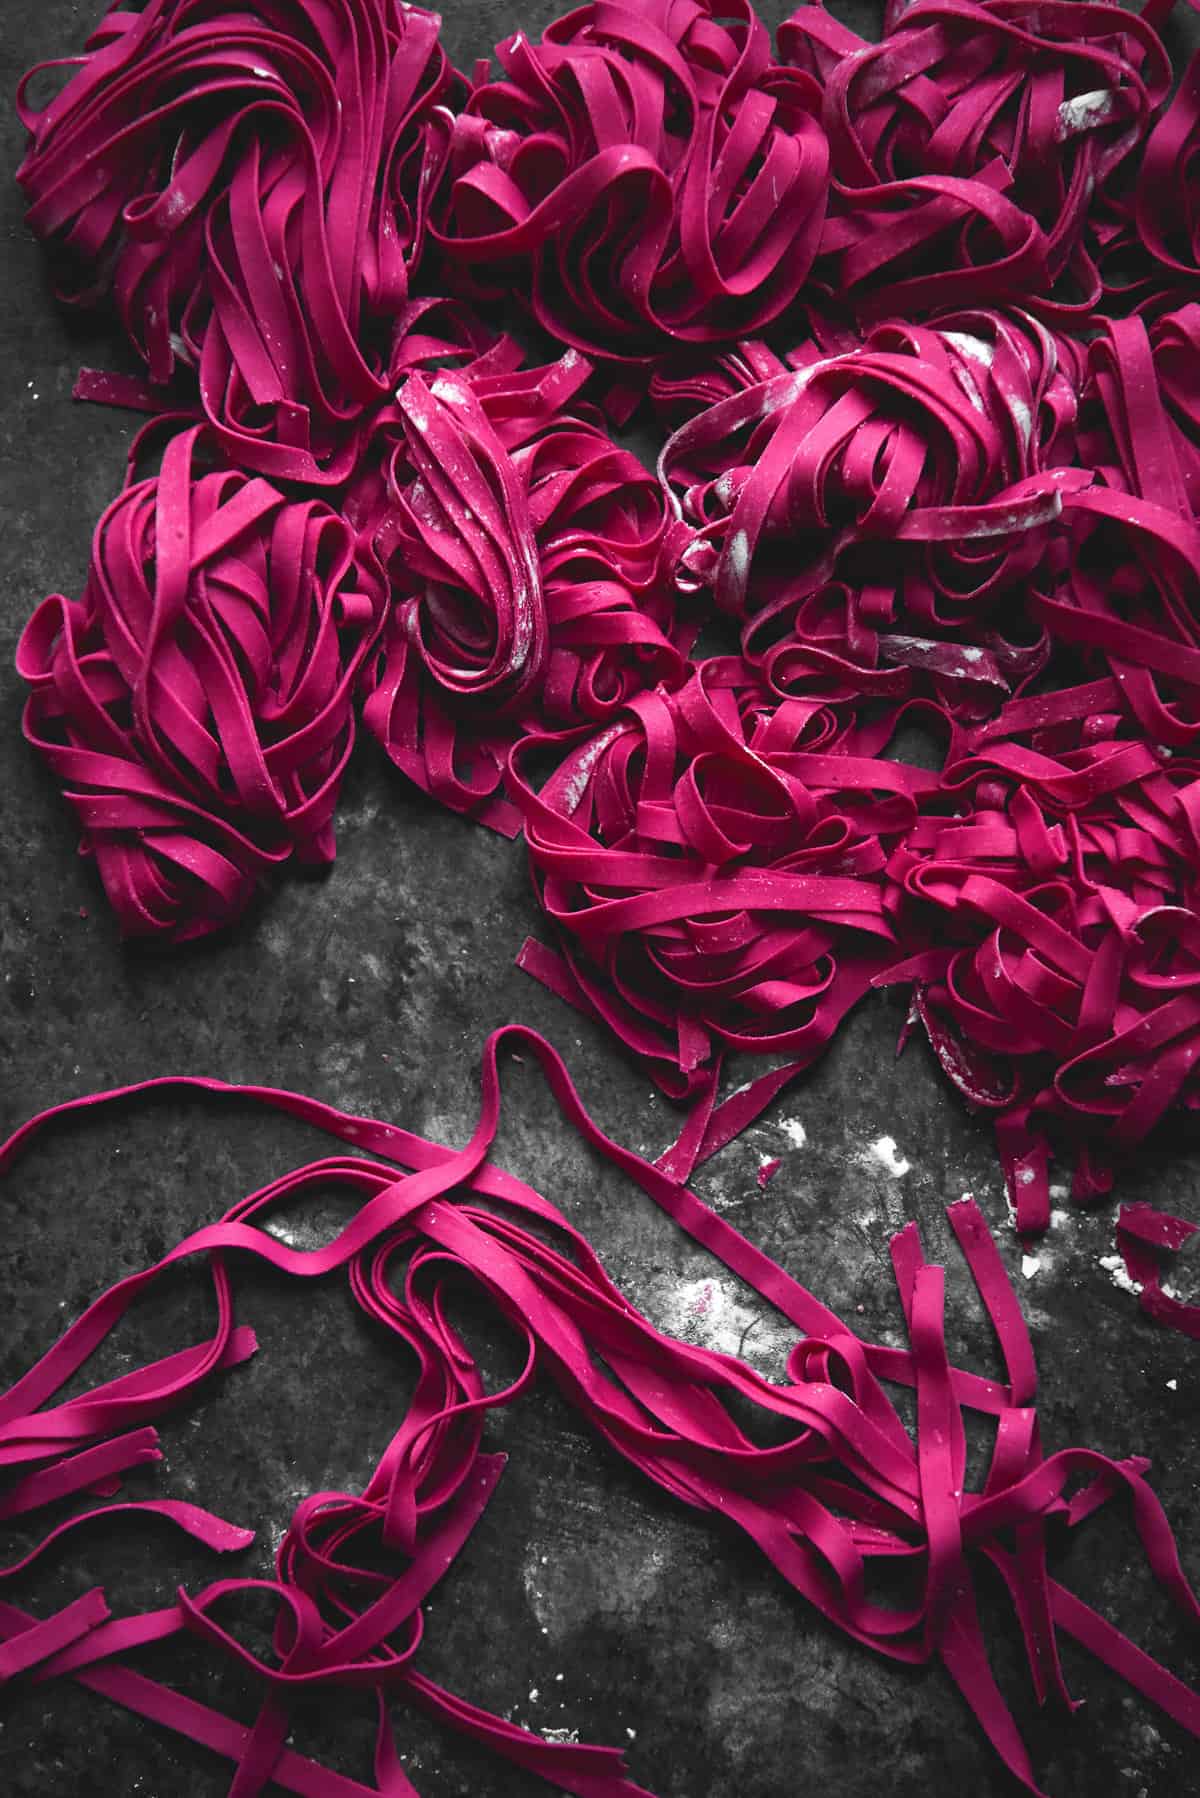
[726,529,751,585]
[1099,1253,1142,1297]
[962,494,1063,538]
[649,1275,792,1376]
[863,1136,911,1178]
[1008,394,1033,448]
[1057,89,1116,139]
[943,330,995,369]
[267,1214,332,1250]
[952,364,987,416]
[557,728,619,814]
[522,1537,667,1639]
[778,1117,807,1149]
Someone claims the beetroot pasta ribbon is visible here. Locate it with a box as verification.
[12,6,1200,1788]
[780,0,1169,316]
[16,0,459,482]
[2,1032,1199,1795]
[432,0,829,356]
[658,322,1084,646]
[1115,1201,1200,1339]
[358,350,687,832]
[511,660,927,1103]
[16,426,383,940]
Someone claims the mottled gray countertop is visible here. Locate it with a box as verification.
[1,4,1198,1795]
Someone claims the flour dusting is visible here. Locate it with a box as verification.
[863,1135,911,1177]
[1057,89,1116,139]
[727,529,751,585]
[267,1214,332,1250]
[1008,394,1033,448]
[557,727,619,814]
[1099,1253,1141,1296]
[943,330,995,369]
[650,1274,792,1376]
[522,1536,668,1639]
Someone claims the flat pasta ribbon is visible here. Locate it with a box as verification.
[432,0,829,355]
[2,1033,1198,1796]
[17,0,459,482]
[16,426,383,939]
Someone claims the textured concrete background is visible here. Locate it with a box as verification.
[1,3,1198,1795]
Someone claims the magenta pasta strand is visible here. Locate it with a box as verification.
[16,425,384,939]
[432,0,830,357]
[12,6,1200,1786]
[2,1035,1198,1794]
[16,0,459,482]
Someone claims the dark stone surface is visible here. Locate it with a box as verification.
[0,4,1198,1796]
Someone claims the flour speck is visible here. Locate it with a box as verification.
[1099,1254,1141,1297]
[864,1136,911,1178]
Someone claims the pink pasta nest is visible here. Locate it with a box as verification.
[17,425,383,939]
[15,0,1200,1237]
[1,1036,1198,1796]
[12,3,1200,1784]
